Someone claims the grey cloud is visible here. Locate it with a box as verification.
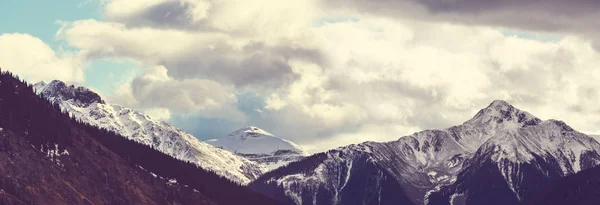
[107,1,211,31]
[247,103,357,144]
[254,79,462,145]
[253,73,460,145]
[207,53,293,86]
[327,78,447,106]
[417,0,600,14]
[80,1,328,92]
[570,86,600,113]
[164,42,325,88]
[131,73,236,113]
[326,76,461,129]
[323,0,600,35]
[70,25,325,90]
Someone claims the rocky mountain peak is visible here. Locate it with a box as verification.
[466,100,541,127]
[34,80,105,107]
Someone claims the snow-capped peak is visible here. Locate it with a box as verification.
[465,100,541,128]
[34,80,105,107]
[208,126,308,170]
[210,126,305,155]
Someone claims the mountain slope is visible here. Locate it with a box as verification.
[250,100,600,205]
[250,148,417,205]
[0,126,215,205]
[34,80,263,184]
[0,70,281,205]
[208,126,308,170]
[428,119,600,205]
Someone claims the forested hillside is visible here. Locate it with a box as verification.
[0,69,280,205]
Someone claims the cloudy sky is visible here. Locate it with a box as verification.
[2,0,600,153]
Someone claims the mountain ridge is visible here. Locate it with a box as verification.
[250,100,600,205]
[34,80,264,184]
[0,71,237,204]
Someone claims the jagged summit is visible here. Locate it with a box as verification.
[34,80,105,107]
[466,100,541,127]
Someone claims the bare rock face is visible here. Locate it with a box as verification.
[34,80,105,107]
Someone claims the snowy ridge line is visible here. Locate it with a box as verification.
[34,80,264,184]
[250,100,600,205]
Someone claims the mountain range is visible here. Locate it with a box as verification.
[249,100,600,205]
[2,69,600,205]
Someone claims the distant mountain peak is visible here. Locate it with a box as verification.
[208,126,308,170]
[229,126,276,140]
[210,126,305,155]
[466,100,541,127]
[34,80,105,107]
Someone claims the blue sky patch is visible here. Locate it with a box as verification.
[83,58,143,95]
[0,0,103,49]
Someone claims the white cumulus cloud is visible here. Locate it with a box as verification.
[51,0,600,151]
[0,33,84,83]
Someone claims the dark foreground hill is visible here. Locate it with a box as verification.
[0,69,280,205]
[521,165,600,205]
